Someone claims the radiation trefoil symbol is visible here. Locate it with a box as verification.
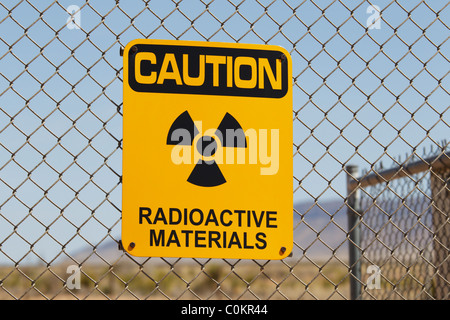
[167,111,247,187]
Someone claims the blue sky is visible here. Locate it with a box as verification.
[0,0,448,264]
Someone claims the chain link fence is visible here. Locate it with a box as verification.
[0,0,448,300]
[348,148,449,300]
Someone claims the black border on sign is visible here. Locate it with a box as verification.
[128,44,289,98]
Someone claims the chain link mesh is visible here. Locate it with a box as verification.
[0,0,448,299]
[358,149,449,300]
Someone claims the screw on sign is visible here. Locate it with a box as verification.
[122,39,293,260]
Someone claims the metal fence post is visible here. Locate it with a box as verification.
[346,165,362,300]
[430,167,450,299]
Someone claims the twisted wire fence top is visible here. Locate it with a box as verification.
[0,0,448,300]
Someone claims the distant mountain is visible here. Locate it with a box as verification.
[68,199,349,265]
[293,199,348,260]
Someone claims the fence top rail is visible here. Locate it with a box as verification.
[348,151,450,189]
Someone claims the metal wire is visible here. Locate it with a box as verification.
[0,0,448,300]
[357,149,449,300]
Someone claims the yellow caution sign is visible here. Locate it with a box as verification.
[122,39,292,259]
